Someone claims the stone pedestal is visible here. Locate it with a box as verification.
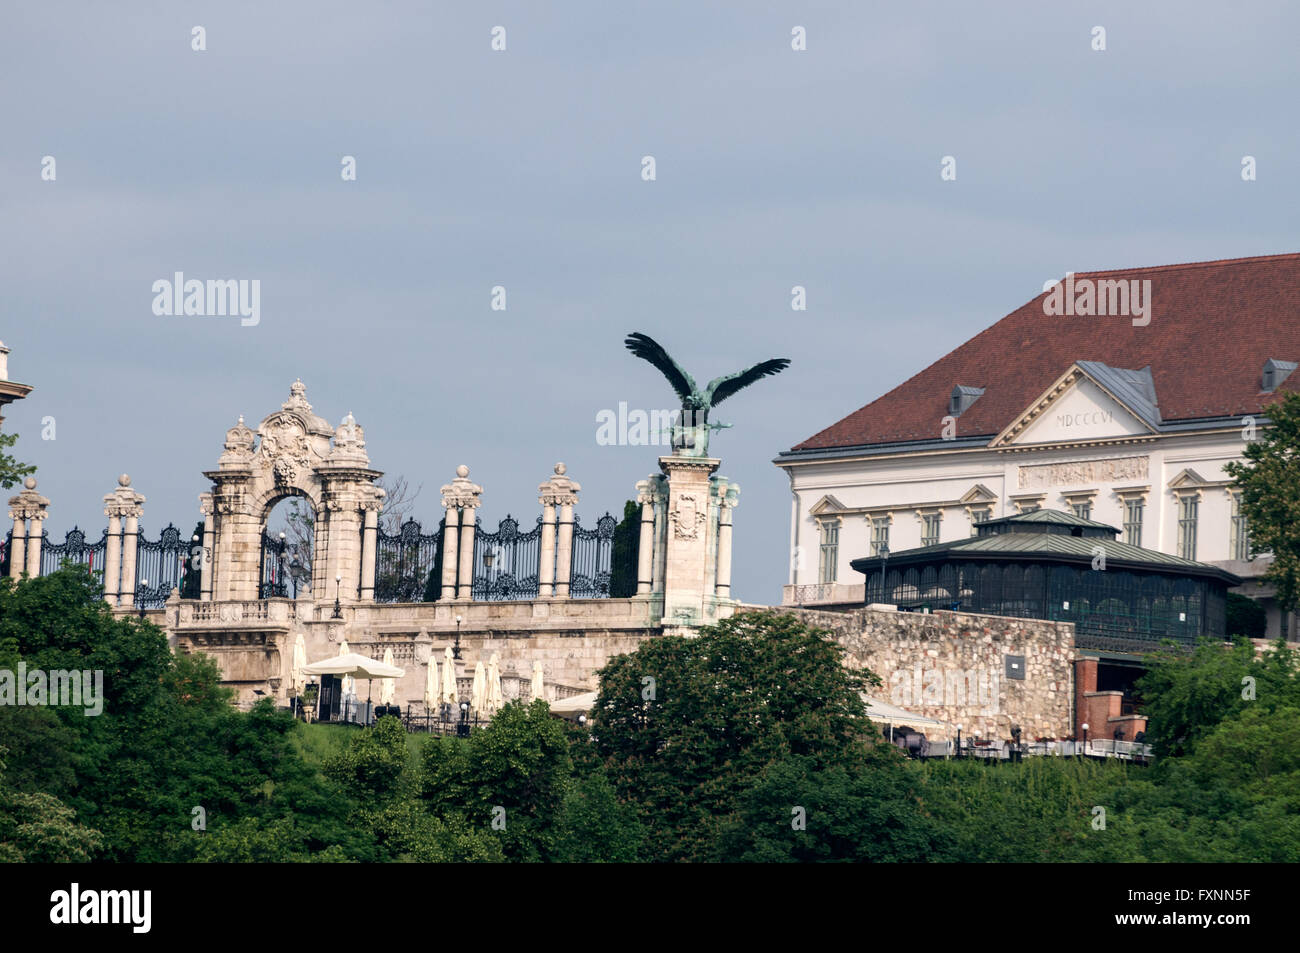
[658,455,719,627]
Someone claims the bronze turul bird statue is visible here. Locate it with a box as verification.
[624,332,791,457]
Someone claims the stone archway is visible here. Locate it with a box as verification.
[198,380,384,603]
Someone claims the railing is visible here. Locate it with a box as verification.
[570,513,617,598]
[40,526,108,577]
[472,514,542,601]
[374,518,442,603]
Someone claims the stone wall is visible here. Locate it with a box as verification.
[780,606,1077,741]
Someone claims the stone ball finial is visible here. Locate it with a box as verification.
[24,476,36,490]
[456,464,469,478]
[119,473,131,487]
[554,462,567,475]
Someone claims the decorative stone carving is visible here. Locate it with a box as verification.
[260,413,312,486]
[442,464,484,510]
[220,416,256,465]
[8,476,50,521]
[538,462,581,507]
[102,473,145,519]
[670,491,707,539]
[1018,456,1148,490]
[329,412,370,465]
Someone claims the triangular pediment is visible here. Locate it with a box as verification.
[808,494,848,516]
[959,483,998,504]
[992,364,1159,447]
[1168,468,1208,490]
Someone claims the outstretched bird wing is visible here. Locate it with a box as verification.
[705,358,791,407]
[624,332,697,401]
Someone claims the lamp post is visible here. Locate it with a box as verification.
[332,573,342,619]
[138,579,148,619]
[878,543,890,604]
[453,614,463,660]
[955,724,963,760]
[457,700,470,737]
[1081,722,1089,758]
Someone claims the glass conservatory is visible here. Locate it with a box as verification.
[849,510,1241,653]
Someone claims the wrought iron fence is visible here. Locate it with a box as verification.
[39,525,110,577]
[135,523,190,609]
[472,514,542,601]
[374,518,443,603]
[260,530,291,599]
[570,512,617,598]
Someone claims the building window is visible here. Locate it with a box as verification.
[1123,499,1144,547]
[970,508,991,536]
[870,517,890,556]
[922,513,941,547]
[1178,496,1199,560]
[1071,501,1092,520]
[1230,494,1250,561]
[817,521,839,584]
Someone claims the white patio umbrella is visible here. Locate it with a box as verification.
[530,660,545,702]
[303,653,405,714]
[486,652,503,716]
[380,647,396,705]
[441,646,458,708]
[861,694,949,738]
[550,690,597,716]
[424,656,439,710]
[471,660,486,715]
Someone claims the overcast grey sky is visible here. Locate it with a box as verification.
[3,2,1297,603]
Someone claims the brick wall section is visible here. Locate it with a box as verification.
[777,607,1077,742]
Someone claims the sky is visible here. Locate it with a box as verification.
[3,2,1298,604]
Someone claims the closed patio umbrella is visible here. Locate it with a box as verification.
[530,661,544,702]
[425,656,439,710]
[486,652,503,716]
[471,660,486,715]
[442,646,458,708]
[291,633,307,694]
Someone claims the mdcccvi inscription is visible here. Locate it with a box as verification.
[1018,456,1149,490]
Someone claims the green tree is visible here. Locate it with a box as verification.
[1136,637,1300,757]
[0,431,35,490]
[1226,389,1300,610]
[591,609,881,862]
[608,500,640,598]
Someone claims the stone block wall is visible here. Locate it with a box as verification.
[780,607,1077,742]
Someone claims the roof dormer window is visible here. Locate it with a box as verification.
[949,385,985,416]
[1262,359,1297,393]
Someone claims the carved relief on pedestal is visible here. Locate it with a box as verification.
[671,492,707,539]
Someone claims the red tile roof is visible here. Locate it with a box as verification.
[792,253,1300,452]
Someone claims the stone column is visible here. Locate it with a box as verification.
[119,503,144,608]
[703,478,723,600]
[538,463,580,600]
[634,479,655,596]
[438,506,459,602]
[103,475,143,605]
[438,465,482,602]
[359,500,379,601]
[456,504,478,601]
[715,481,739,600]
[537,499,557,598]
[198,493,215,601]
[8,478,49,581]
[659,455,719,627]
[7,513,25,580]
[555,501,575,599]
[651,474,668,595]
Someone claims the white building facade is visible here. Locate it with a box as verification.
[776,254,1300,642]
